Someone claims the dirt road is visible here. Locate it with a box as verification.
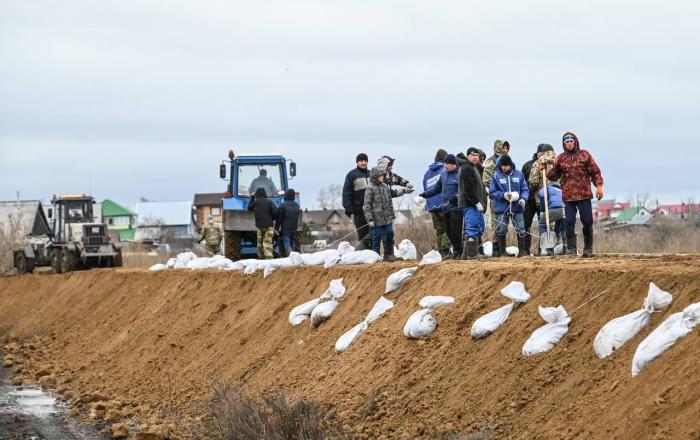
[0,255,698,439]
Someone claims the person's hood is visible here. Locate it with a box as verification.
[284,189,295,201]
[531,152,538,161]
[434,148,448,163]
[429,162,445,172]
[562,131,581,153]
[493,139,510,157]
[455,152,469,166]
[370,166,384,182]
[254,187,268,198]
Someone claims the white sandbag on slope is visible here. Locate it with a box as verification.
[403,308,437,339]
[149,263,168,271]
[385,267,418,294]
[310,301,339,328]
[166,258,177,268]
[505,246,519,257]
[482,241,493,257]
[396,239,417,260]
[289,298,321,326]
[187,258,211,270]
[418,296,455,309]
[320,278,346,300]
[176,251,197,265]
[419,250,442,265]
[471,281,531,339]
[301,249,340,266]
[553,244,564,255]
[522,306,571,356]
[339,249,382,265]
[631,302,700,376]
[594,282,673,359]
[335,297,394,353]
[337,241,355,255]
[243,265,257,275]
[323,253,340,268]
[263,265,276,278]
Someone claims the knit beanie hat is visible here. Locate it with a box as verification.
[356,153,368,162]
[499,155,514,168]
[434,148,448,162]
[444,154,457,164]
[466,147,480,156]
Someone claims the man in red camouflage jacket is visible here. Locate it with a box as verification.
[545,131,604,257]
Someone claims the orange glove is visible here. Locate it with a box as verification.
[538,162,546,170]
[596,185,604,200]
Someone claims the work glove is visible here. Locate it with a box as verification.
[368,221,375,228]
[406,183,415,191]
[518,199,526,209]
[418,192,427,199]
[596,185,604,200]
[476,202,484,213]
[509,192,520,203]
[503,192,512,201]
[404,186,415,194]
[345,210,353,218]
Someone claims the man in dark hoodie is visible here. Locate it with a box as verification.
[342,153,371,249]
[546,132,604,257]
[276,189,300,257]
[458,148,487,259]
[422,148,450,257]
[247,187,278,259]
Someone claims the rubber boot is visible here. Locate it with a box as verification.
[582,231,594,258]
[497,235,507,257]
[566,235,578,256]
[492,239,501,258]
[477,237,485,255]
[464,237,486,260]
[460,238,469,260]
[522,235,532,256]
[383,246,400,262]
[517,236,527,257]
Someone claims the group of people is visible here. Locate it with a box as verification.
[342,131,604,261]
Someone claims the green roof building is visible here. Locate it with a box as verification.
[101,199,137,241]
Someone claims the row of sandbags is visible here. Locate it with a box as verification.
[288,278,347,327]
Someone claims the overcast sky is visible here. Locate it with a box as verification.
[1,0,699,208]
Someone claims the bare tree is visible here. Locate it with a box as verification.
[316,184,342,210]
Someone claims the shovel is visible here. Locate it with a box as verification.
[539,168,557,251]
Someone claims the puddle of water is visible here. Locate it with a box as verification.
[1,383,63,417]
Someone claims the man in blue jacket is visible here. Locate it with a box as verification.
[489,155,529,257]
[422,148,450,257]
[419,153,463,259]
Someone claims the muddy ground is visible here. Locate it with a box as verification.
[0,255,699,439]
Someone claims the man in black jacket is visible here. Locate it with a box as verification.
[276,189,300,257]
[248,188,278,259]
[458,148,487,259]
[342,153,372,249]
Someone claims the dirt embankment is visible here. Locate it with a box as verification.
[0,255,699,439]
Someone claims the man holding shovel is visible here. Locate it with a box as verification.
[546,132,604,257]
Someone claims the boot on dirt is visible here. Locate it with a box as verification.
[497,235,507,257]
[477,237,485,256]
[522,235,532,256]
[464,237,486,260]
[492,239,501,258]
[517,235,528,257]
[582,231,594,258]
[566,235,578,256]
[383,247,400,262]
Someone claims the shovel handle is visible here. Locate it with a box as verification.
[542,168,551,233]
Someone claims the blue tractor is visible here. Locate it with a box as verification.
[219,150,299,260]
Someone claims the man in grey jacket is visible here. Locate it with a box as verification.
[363,167,399,262]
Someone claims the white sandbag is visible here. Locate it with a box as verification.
[323,253,340,268]
[176,251,197,264]
[483,241,493,257]
[173,260,187,269]
[594,283,673,359]
[418,296,455,309]
[263,265,276,278]
[289,298,321,326]
[385,267,418,294]
[320,278,346,300]
[631,302,699,376]
[310,300,339,328]
[339,249,382,265]
[243,265,257,275]
[522,305,571,357]
[149,263,168,271]
[166,258,177,268]
[301,249,340,266]
[505,246,519,256]
[397,239,418,260]
[471,303,516,339]
[288,251,303,266]
[553,244,564,255]
[334,297,394,353]
[403,308,437,339]
[337,241,355,256]
[187,257,211,270]
[335,321,368,353]
[419,250,442,265]
[366,297,394,323]
[211,257,235,269]
[500,281,531,303]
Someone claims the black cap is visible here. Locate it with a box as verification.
[499,155,514,168]
[356,153,368,162]
[444,154,457,164]
[467,147,479,156]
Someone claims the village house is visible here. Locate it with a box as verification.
[193,193,224,230]
[101,199,137,241]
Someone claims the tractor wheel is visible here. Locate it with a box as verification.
[51,249,63,274]
[113,249,123,267]
[224,231,241,261]
[15,252,28,275]
[60,248,76,273]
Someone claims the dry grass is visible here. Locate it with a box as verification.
[595,218,700,253]
[192,381,350,440]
